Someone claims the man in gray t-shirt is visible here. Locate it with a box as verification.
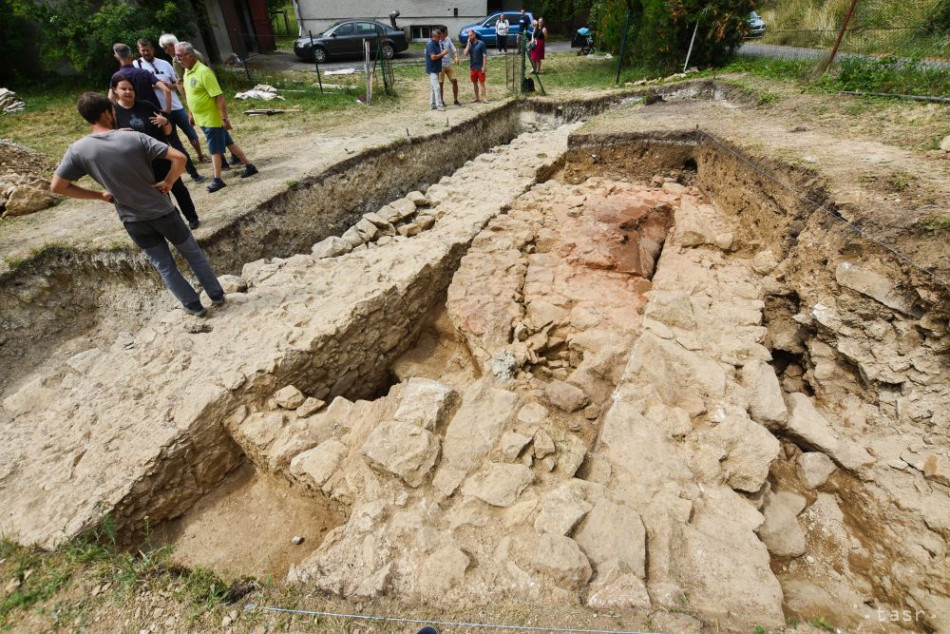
[51,92,225,317]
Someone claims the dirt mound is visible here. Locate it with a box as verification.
[0,139,58,218]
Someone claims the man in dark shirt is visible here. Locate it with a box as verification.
[109,43,172,112]
[518,9,531,38]
[463,31,489,103]
[425,30,448,110]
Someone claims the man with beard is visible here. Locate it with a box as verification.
[50,93,225,317]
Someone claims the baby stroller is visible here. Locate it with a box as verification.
[573,26,594,55]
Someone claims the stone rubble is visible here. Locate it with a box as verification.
[2,120,949,632]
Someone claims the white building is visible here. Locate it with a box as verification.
[293,0,519,40]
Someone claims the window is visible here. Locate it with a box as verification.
[356,22,378,35]
[410,25,442,40]
[333,23,354,36]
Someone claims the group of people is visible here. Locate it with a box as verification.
[426,9,549,109]
[494,8,547,73]
[426,28,489,109]
[49,34,260,317]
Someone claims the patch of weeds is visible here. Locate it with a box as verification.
[0,517,237,629]
[809,616,836,632]
[757,90,780,105]
[2,255,25,270]
[887,172,911,192]
[921,214,950,232]
[753,626,768,634]
[788,617,799,629]
[286,179,300,189]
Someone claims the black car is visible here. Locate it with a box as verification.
[294,19,408,63]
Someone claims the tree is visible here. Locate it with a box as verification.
[590,0,755,72]
[10,0,199,82]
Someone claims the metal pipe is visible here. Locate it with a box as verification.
[838,90,950,103]
[615,9,632,84]
[821,0,860,72]
[684,20,699,73]
[309,30,323,93]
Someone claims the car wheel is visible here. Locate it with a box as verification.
[381,43,395,59]
[314,47,328,64]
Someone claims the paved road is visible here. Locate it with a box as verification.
[248,39,576,73]
[738,41,950,70]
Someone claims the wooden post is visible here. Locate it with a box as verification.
[821,0,859,73]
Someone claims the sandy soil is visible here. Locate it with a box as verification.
[2,60,950,633]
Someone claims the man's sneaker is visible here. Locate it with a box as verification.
[211,295,227,307]
[240,164,258,179]
[188,219,200,230]
[207,178,227,193]
[221,161,231,171]
[454,100,461,106]
[230,154,242,165]
[183,302,207,317]
[192,174,207,184]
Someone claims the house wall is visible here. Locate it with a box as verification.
[295,0,488,39]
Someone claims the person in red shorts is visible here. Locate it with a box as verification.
[463,30,489,103]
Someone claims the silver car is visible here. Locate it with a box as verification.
[747,11,766,38]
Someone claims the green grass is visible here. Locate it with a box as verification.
[0,517,232,628]
[721,54,950,98]
[0,80,92,160]
[922,214,950,232]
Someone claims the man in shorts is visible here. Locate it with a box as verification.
[177,41,257,193]
[50,92,225,317]
[438,28,461,107]
[463,31,488,104]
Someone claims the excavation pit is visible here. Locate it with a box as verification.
[2,86,949,632]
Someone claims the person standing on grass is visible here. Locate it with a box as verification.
[111,76,201,230]
[439,28,461,107]
[136,37,208,177]
[50,92,225,317]
[426,29,448,110]
[530,17,548,74]
[463,30,488,103]
[495,14,510,54]
[176,41,258,193]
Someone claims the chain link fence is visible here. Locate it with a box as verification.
[739,1,950,98]
[219,29,398,103]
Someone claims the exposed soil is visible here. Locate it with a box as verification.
[1,64,950,633]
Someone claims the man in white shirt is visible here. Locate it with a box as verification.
[135,38,208,179]
[438,28,461,107]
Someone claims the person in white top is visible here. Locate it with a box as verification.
[438,28,461,107]
[135,38,208,170]
[495,14,510,54]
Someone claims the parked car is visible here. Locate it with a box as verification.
[458,11,534,46]
[294,19,408,63]
[746,11,766,38]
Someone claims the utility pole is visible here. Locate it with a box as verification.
[821,0,859,73]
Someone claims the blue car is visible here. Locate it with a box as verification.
[459,11,534,46]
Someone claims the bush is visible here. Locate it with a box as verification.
[590,0,755,73]
[9,0,199,83]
